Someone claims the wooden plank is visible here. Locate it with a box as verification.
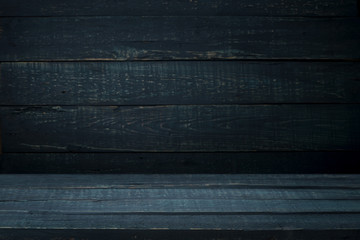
[0,17,359,61]
[1,212,360,230]
[0,229,359,240]
[1,152,360,174]
[2,187,360,201]
[0,105,359,152]
[0,175,359,234]
[0,0,357,17]
[1,62,360,105]
[2,199,360,213]
[0,174,359,189]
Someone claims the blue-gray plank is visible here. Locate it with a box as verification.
[0,0,357,16]
[0,17,359,61]
[0,105,359,152]
[1,62,360,105]
[0,174,359,239]
[1,152,359,173]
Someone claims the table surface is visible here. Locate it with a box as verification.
[0,174,359,232]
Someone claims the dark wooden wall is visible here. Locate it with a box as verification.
[0,0,359,173]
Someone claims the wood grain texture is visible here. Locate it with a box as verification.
[3,199,360,213]
[0,0,358,237]
[3,187,360,201]
[0,174,359,189]
[1,212,360,230]
[0,174,359,233]
[1,152,360,173]
[0,0,357,17]
[0,105,359,152]
[1,17,359,61]
[1,62,360,105]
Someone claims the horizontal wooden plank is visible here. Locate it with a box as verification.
[1,152,360,174]
[1,62,360,105]
[0,0,357,17]
[0,17,359,61]
[2,187,360,201]
[0,174,359,189]
[2,212,360,230]
[2,199,360,213]
[0,105,359,152]
[0,230,359,240]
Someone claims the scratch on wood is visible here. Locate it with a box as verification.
[20,144,67,151]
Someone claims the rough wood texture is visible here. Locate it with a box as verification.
[1,212,360,230]
[1,62,360,105]
[1,17,359,61]
[4,199,360,213]
[0,0,357,16]
[3,187,360,200]
[1,152,360,173]
[0,174,359,239]
[1,174,359,188]
[2,200,360,217]
[0,0,359,238]
[0,105,359,152]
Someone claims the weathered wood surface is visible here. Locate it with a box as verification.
[1,152,359,173]
[3,203,360,219]
[3,187,360,200]
[0,174,359,189]
[1,62,360,105]
[0,105,359,152]
[1,17,359,61]
[1,212,360,230]
[4,199,360,213]
[0,0,357,17]
[0,0,358,178]
[0,175,359,236]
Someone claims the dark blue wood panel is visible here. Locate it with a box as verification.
[0,0,357,16]
[1,152,360,173]
[1,62,360,105]
[1,105,359,152]
[0,17,359,61]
